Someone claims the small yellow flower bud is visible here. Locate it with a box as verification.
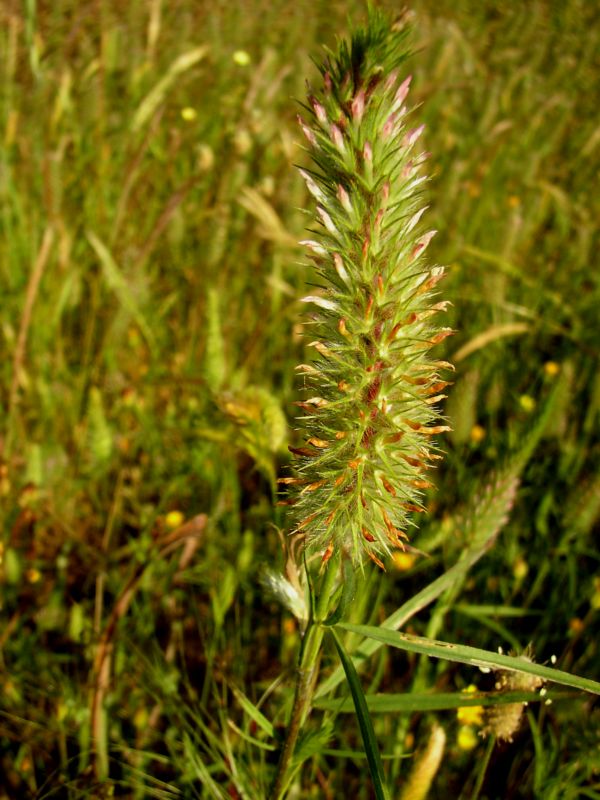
[26,568,42,584]
[457,705,484,726]
[544,361,560,377]
[513,556,529,580]
[180,106,197,121]
[392,551,416,571]
[165,510,185,530]
[519,395,536,413]
[233,50,251,66]
[457,725,479,751]
[456,686,484,727]
[470,424,485,444]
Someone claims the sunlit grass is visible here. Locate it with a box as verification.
[0,1,598,797]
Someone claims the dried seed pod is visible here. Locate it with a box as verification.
[482,647,545,742]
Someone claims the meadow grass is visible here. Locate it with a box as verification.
[0,1,599,797]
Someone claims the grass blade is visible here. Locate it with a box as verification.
[230,686,275,739]
[131,46,209,132]
[452,322,529,362]
[336,623,600,695]
[87,230,157,355]
[315,689,573,713]
[330,629,389,800]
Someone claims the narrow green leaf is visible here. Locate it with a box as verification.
[86,386,113,467]
[336,623,600,695]
[294,719,334,763]
[118,760,182,797]
[87,231,157,355]
[315,689,572,713]
[452,604,541,618]
[322,748,411,761]
[226,718,276,752]
[230,686,275,739]
[182,733,228,799]
[205,287,227,391]
[131,46,209,132]
[330,629,389,800]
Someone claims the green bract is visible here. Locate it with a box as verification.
[288,11,453,567]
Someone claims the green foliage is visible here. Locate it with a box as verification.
[0,1,598,798]
[336,623,600,696]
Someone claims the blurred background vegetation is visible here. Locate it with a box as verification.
[0,0,598,797]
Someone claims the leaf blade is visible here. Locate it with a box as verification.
[131,46,209,132]
[87,230,157,355]
[330,629,390,800]
[315,689,573,713]
[336,623,600,696]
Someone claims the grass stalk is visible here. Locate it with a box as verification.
[271,557,338,799]
[5,225,54,458]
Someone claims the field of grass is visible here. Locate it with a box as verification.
[1,1,599,797]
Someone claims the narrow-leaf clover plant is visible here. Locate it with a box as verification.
[272,9,451,797]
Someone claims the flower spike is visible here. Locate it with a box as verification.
[288,9,452,567]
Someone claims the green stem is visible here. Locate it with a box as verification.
[271,622,323,800]
[271,557,339,799]
[465,733,495,800]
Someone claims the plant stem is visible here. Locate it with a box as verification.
[271,559,339,799]
[470,733,495,800]
[271,622,323,800]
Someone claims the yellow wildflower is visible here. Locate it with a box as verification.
[519,395,535,413]
[233,50,251,66]
[513,556,529,580]
[393,551,416,571]
[457,725,479,751]
[456,685,484,727]
[165,510,185,530]
[26,568,42,584]
[470,424,485,444]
